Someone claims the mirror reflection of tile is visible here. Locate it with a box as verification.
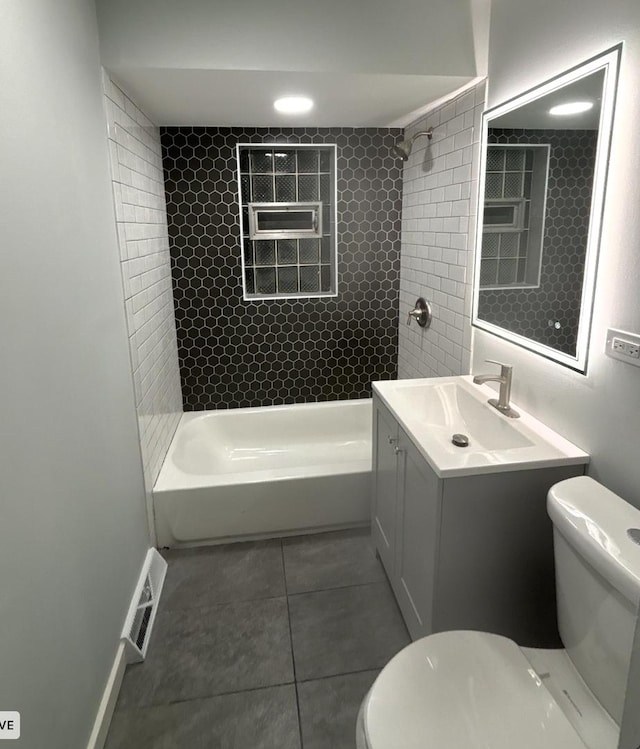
[479,129,597,356]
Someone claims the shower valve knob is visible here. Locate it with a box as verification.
[406,298,432,329]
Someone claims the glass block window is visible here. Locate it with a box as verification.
[480,144,549,289]
[237,144,337,300]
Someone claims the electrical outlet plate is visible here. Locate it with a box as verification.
[605,328,640,367]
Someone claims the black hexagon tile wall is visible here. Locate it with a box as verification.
[479,128,598,355]
[161,127,403,410]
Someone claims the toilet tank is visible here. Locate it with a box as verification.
[548,476,640,725]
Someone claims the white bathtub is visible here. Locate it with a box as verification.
[153,399,372,547]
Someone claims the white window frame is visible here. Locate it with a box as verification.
[236,143,338,301]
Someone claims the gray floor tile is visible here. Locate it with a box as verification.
[298,670,379,749]
[116,597,294,708]
[106,685,301,749]
[289,582,409,681]
[161,539,285,610]
[283,528,386,594]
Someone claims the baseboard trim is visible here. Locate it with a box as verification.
[86,641,126,749]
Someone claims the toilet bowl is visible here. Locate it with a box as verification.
[357,477,640,749]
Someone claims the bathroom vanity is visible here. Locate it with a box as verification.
[371,376,589,646]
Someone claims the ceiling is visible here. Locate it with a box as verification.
[96,0,483,127]
[112,69,474,128]
[490,70,605,130]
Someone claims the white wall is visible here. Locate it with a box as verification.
[473,0,640,508]
[398,82,484,379]
[103,72,183,540]
[0,1,150,747]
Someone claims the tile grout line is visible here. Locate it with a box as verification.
[115,664,384,715]
[281,540,305,749]
[113,680,299,714]
[159,590,289,613]
[295,666,381,686]
[159,575,388,614]
[287,577,388,599]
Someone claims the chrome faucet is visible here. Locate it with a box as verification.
[472,360,520,419]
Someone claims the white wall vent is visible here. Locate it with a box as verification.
[121,548,167,664]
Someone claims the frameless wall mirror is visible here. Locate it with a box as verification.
[472,46,621,372]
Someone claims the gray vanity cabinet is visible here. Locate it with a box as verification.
[393,427,440,641]
[372,395,440,637]
[371,393,585,646]
[371,402,400,575]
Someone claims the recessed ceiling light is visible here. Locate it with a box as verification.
[274,96,313,114]
[549,101,594,116]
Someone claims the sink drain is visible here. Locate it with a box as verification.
[628,529,640,546]
[452,433,469,448]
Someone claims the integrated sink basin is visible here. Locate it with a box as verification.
[373,376,588,477]
[393,380,532,451]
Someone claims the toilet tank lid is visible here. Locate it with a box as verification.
[548,476,640,602]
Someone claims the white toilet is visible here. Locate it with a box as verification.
[357,476,640,749]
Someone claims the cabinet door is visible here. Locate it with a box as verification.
[371,399,399,578]
[395,429,441,640]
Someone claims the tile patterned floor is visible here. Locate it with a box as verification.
[106,528,410,749]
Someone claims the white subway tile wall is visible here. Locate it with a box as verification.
[398,81,486,379]
[102,71,182,514]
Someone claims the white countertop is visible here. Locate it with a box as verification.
[372,376,589,478]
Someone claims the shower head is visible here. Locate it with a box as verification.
[392,141,412,160]
[392,128,433,161]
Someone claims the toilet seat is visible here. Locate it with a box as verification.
[359,631,588,749]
